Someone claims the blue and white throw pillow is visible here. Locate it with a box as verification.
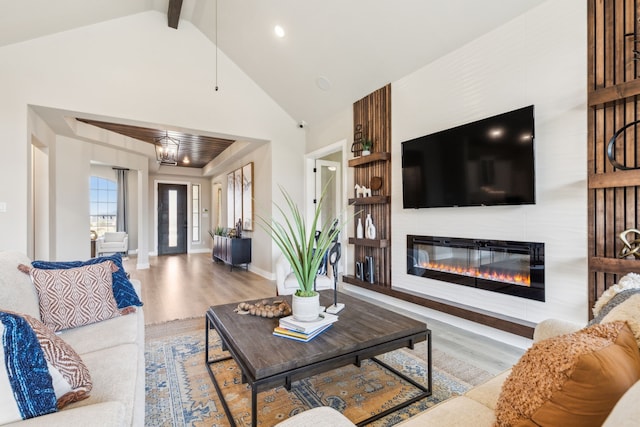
[31,253,143,309]
[0,311,57,424]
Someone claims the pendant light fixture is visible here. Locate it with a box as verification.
[214,0,219,91]
[155,131,180,166]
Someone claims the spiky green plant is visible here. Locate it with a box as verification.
[257,184,348,297]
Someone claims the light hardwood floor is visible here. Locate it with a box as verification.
[124,252,524,374]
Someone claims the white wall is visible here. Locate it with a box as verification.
[309,0,587,347]
[0,11,304,275]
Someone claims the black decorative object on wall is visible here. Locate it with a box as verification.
[607,120,640,170]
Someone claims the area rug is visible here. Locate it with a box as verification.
[145,318,493,427]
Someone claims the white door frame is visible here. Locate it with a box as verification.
[305,139,349,278]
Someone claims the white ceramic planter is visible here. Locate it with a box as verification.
[292,293,320,322]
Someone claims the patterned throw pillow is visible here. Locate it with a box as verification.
[32,253,143,309]
[0,312,57,424]
[495,321,640,427]
[1,310,92,411]
[25,261,123,331]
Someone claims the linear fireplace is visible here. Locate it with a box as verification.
[407,235,545,302]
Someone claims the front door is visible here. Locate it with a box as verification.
[158,184,187,255]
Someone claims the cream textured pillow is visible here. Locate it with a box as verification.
[601,294,640,347]
[593,273,640,316]
[495,322,640,427]
[27,261,122,331]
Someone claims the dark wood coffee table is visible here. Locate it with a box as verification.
[205,290,431,427]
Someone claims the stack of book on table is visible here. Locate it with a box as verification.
[273,312,339,342]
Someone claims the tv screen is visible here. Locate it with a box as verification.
[401,105,535,209]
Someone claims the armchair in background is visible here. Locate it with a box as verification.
[275,253,334,295]
[95,231,129,257]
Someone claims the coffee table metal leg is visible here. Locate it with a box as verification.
[362,330,432,426]
[251,384,258,427]
[205,314,237,427]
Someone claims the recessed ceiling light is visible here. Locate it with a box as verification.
[489,128,503,138]
[274,25,285,38]
[316,76,331,91]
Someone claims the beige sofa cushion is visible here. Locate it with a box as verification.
[0,252,40,319]
[398,396,495,427]
[603,380,640,427]
[3,402,126,427]
[274,407,354,427]
[59,308,141,355]
[66,343,139,425]
[464,369,511,410]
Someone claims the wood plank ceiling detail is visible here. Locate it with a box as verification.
[77,118,235,169]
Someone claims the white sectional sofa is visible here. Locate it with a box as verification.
[0,251,145,426]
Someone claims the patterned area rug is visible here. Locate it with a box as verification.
[145,318,493,427]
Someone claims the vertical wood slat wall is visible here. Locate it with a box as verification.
[352,84,392,287]
[589,0,640,317]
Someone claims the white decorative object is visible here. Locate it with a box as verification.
[362,149,371,156]
[356,218,364,239]
[354,184,372,198]
[367,222,376,240]
[365,214,376,239]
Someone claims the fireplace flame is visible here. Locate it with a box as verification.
[419,262,531,287]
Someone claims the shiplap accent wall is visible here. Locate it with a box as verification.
[387,0,587,339]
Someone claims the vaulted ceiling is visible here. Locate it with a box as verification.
[1,0,546,168]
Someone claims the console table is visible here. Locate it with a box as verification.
[205,291,431,426]
[212,235,251,271]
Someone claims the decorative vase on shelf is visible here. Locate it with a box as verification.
[292,293,320,322]
[365,214,372,237]
[362,150,371,156]
[365,214,376,239]
[367,222,376,240]
[356,218,364,239]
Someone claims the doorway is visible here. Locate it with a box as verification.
[315,159,342,229]
[306,141,347,277]
[158,184,187,255]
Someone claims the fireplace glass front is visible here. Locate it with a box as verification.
[407,235,544,302]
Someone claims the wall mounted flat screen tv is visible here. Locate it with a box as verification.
[401,105,535,209]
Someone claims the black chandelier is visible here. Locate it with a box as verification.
[155,131,180,166]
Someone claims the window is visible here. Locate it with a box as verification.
[192,184,200,242]
[90,176,117,237]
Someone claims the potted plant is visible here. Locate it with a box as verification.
[361,138,373,156]
[258,185,346,321]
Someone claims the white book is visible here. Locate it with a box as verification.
[278,312,339,334]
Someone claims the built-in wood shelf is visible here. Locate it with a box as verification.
[589,170,640,189]
[588,80,640,108]
[341,276,536,338]
[589,257,640,274]
[348,152,390,167]
[348,237,389,248]
[348,196,390,205]
[342,274,385,288]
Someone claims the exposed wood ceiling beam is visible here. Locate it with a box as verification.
[167,0,183,29]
